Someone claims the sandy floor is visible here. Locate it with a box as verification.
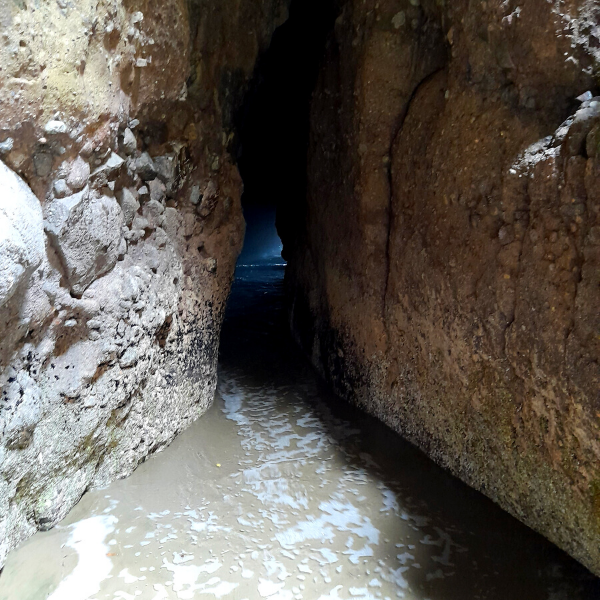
[1,264,598,600]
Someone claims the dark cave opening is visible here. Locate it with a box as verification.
[233,0,338,265]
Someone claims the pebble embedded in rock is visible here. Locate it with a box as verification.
[44,120,68,135]
[190,185,201,205]
[66,156,91,191]
[121,128,137,155]
[0,138,14,154]
[53,179,71,198]
[154,155,176,184]
[148,178,166,203]
[33,152,53,177]
[118,187,141,226]
[135,152,157,181]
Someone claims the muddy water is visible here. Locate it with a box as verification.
[1,264,599,600]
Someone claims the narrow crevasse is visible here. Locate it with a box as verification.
[0,0,599,588]
[1,241,599,598]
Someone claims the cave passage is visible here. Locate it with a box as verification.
[1,228,598,598]
[1,2,600,598]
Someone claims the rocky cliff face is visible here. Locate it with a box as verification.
[0,0,288,566]
[286,0,600,575]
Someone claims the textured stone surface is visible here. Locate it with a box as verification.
[0,0,288,567]
[285,0,600,576]
[0,162,45,309]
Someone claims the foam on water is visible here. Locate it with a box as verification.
[47,515,117,600]
[0,262,598,600]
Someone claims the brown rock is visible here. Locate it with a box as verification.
[286,0,600,576]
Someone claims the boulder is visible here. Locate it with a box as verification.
[0,161,45,308]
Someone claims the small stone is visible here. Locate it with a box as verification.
[135,152,157,181]
[148,178,166,203]
[33,153,53,177]
[577,90,593,103]
[100,152,125,177]
[136,58,148,68]
[190,185,201,205]
[53,179,71,198]
[121,128,137,155]
[143,200,165,227]
[138,185,149,198]
[117,320,126,337]
[90,152,124,188]
[392,11,405,29]
[44,120,68,135]
[0,138,14,154]
[117,237,127,260]
[154,154,176,184]
[498,224,515,246]
[66,156,90,191]
[117,187,140,226]
[206,257,217,273]
[119,346,138,368]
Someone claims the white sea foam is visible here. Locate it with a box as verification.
[48,515,117,600]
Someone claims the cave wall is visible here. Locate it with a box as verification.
[286,0,600,575]
[0,0,288,566]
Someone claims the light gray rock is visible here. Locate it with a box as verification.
[121,128,137,155]
[44,120,68,135]
[190,185,201,205]
[0,161,45,308]
[44,190,124,296]
[0,138,14,154]
[91,152,125,188]
[53,179,71,198]
[143,200,165,229]
[148,178,166,203]
[66,156,91,191]
[118,187,140,226]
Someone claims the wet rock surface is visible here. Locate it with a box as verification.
[0,0,289,567]
[284,0,600,576]
[1,264,598,599]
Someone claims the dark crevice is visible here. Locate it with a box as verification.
[232,0,339,261]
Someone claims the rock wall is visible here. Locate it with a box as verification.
[286,0,600,575]
[0,0,288,566]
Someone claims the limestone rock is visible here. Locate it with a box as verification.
[45,190,124,295]
[0,0,286,572]
[118,188,140,226]
[66,156,91,191]
[135,152,157,181]
[0,161,44,308]
[121,128,137,155]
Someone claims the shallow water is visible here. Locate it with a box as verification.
[1,264,598,600]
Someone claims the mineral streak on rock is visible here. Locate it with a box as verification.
[0,0,290,567]
[283,0,600,577]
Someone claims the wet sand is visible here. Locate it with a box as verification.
[1,264,598,600]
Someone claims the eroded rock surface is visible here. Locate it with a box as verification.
[0,0,288,566]
[0,162,45,308]
[285,0,600,575]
